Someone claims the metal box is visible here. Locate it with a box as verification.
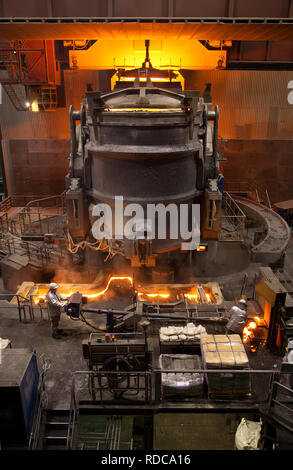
[159,354,204,398]
[0,349,39,443]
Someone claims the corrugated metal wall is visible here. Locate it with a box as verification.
[0,70,99,140]
[184,70,293,140]
[184,70,293,203]
[0,70,99,195]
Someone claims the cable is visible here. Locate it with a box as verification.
[65,230,124,260]
[79,311,106,332]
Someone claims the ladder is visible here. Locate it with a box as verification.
[2,84,27,111]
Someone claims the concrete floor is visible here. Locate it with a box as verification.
[153,412,257,450]
[0,236,293,412]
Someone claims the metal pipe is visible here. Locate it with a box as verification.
[69,106,81,178]
[212,105,219,179]
[82,307,213,322]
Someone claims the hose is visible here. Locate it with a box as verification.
[79,311,106,332]
[65,230,124,261]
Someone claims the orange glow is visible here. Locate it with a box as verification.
[111,69,185,90]
[137,292,170,300]
[184,289,213,303]
[30,277,216,306]
[118,77,172,82]
[184,293,199,302]
[85,276,133,299]
[69,39,226,72]
[31,101,39,112]
[243,320,258,343]
[32,275,133,304]
[206,293,211,303]
[108,108,182,112]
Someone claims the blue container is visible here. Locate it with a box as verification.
[0,349,39,443]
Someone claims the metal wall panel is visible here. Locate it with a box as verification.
[233,0,290,18]
[0,70,99,196]
[113,0,168,17]
[221,139,293,203]
[0,70,99,140]
[1,0,292,18]
[1,0,48,17]
[9,139,69,196]
[184,70,293,139]
[174,0,229,17]
[51,0,108,17]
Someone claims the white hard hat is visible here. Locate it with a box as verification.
[49,282,59,290]
[239,298,247,306]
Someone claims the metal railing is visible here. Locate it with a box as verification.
[55,365,293,450]
[18,192,67,236]
[0,193,66,210]
[0,293,33,322]
[267,364,293,432]
[66,370,152,449]
[154,368,287,404]
[220,191,246,241]
[0,214,17,234]
[0,292,50,323]
[0,192,67,235]
[28,355,51,450]
[78,417,133,450]
[0,231,66,269]
[224,181,272,209]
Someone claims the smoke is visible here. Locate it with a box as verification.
[48,266,134,303]
[51,267,95,285]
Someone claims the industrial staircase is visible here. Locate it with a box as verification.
[39,410,70,450]
[35,410,134,450]
[0,193,67,277]
[2,84,27,111]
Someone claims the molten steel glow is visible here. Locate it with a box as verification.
[32,276,133,304]
[108,108,181,112]
[206,293,212,303]
[118,77,173,82]
[184,293,199,302]
[137,292,170,300]
[184,289,212,303]
[30,276,216,306]
[243,319,259,343]
[85,276,133,299]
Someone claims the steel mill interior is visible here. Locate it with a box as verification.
[0,0,293,453]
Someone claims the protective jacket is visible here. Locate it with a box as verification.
[46,290,66,318]
[226,306,247,334]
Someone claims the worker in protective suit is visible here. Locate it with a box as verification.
[225,298,248,337]
[46,283,68,339]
